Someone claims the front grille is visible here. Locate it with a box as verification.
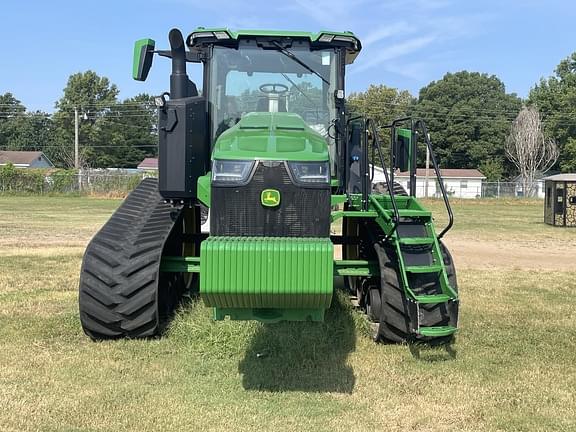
[211,162,330,237]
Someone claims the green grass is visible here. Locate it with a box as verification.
[425,198,576,241]
[0,196,575,431]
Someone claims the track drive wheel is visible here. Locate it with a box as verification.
[373,241,458,345]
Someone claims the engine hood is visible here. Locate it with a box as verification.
[212,112,329,162]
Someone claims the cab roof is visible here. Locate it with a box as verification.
[186,27,362,64]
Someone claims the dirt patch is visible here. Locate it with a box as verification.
[334,237,574,272]
[444,237,575,271]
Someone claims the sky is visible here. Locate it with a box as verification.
[1,0,575,112]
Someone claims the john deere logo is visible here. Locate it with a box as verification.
[261,189,280,207]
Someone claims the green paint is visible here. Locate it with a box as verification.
[212,112,329,162]
[261,189,280,207]
[190,27,358,42]
[132,38,155,81]
[213,307,325,323]
[160,256,200,273]
[333,260,379,277]
[187,28,362,64]
[197,174,211,207]
[200,236,333,322]
[418,326,457,337]
[346,191,459,336]
[330,210,378,223]
[396,128,411,139]
[330,194,347,206]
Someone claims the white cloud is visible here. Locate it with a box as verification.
[352,35,438,73]
[361,23,411,48]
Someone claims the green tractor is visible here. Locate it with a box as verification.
[79,28,458,344]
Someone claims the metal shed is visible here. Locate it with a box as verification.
[543,173,576,227]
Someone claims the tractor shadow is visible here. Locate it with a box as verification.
[408,341,457,362]
[238,292,356,394]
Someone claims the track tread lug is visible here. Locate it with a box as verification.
[78,178,186,340]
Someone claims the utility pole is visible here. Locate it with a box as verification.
[424,144,430,198]
[74,107,79,169]
[74,107,82,192]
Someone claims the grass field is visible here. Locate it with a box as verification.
[0,196,575,431]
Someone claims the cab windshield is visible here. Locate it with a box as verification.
[208,43,339,145]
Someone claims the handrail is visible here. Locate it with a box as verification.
[413,119,454,238]
[366,118,401,240]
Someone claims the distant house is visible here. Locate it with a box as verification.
[372,166,486,199]
[0,151,54,168]
[137,157,158,172]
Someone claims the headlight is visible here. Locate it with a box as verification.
[212,160,254,185]
[287,161,330,185]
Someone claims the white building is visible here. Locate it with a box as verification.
[372,166,486,199]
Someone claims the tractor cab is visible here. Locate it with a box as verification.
[187,29,361,177]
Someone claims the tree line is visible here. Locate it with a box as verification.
[1,51,576,180]
[348,52,576,180]
[0,71,157,168]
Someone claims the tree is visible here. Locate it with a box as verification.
[93,94,157,168]
[0,94,56,153]
[414,72,522,178]
[505,106,559,197]
[347,84,414,128]
[0,112,54,151]
[347,85,415,167]
[0,93,26,148]
[560,138,576,172]
[0,93,25,117]
[528,52,576,172]
[51,71,119,167]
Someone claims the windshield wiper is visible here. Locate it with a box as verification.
[271,41,330,85]
[281,72,316,106]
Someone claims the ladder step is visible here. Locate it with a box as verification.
[333,260,379,277]
[405,265,442,273]
[418,325,457,337]
[414,294,452,304]
[398,237,434,245]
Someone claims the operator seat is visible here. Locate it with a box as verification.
[256,96,287,112]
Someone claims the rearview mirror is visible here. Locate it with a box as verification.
[394,128,411,172]
[132,38,155,81]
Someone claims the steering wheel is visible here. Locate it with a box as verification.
[259,83,289,95]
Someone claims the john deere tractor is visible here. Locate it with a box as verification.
[79,28,458,344]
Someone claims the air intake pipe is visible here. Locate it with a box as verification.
[158,28,206,201]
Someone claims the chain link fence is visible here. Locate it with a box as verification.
[0,168,156,196]
[1,167,544,199]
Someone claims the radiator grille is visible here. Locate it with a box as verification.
[211,162,330,237]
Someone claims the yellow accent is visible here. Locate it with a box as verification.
[261,189,280,207]
[264,191,278,204]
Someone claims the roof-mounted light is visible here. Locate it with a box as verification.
[190,30,231,44]
[192,31,214,39]
[213,31,230,40]
[333,35,357,44]
[318,34,335,43]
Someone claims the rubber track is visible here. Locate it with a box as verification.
[374,241,458,344]
[79,178,182,339]
[373,181,408,196]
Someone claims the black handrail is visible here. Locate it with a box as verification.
[366,118,401,239]
[360,118,369,211]
[413,119,454,238]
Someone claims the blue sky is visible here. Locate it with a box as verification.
[1,0,574,112]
